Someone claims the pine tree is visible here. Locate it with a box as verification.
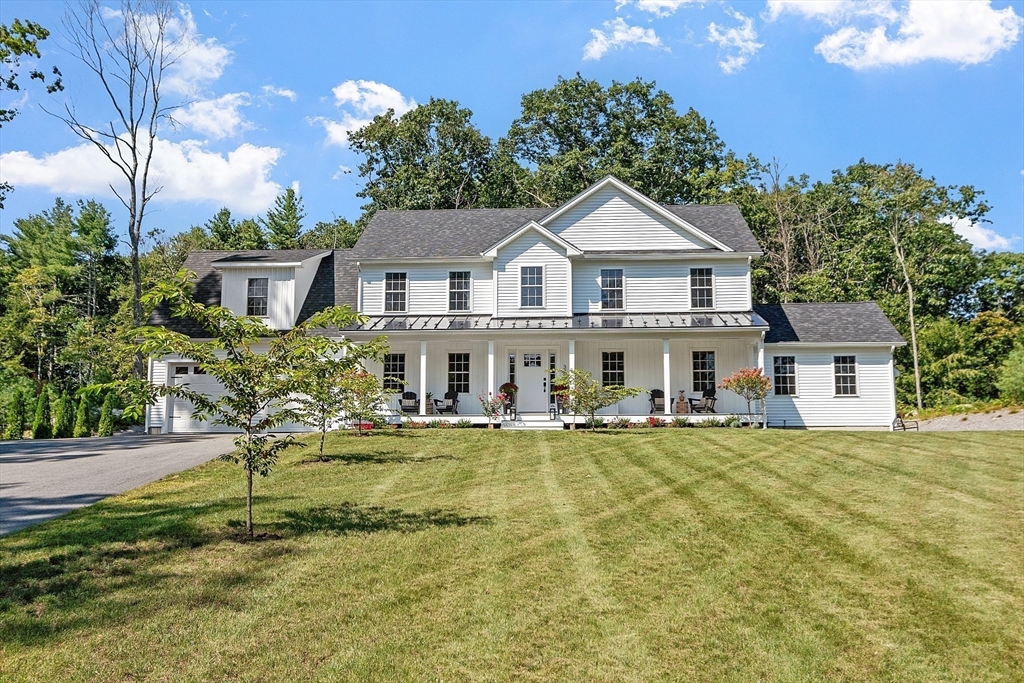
[98,392,115,437]
[32,390,52,439]
[53,392,74,438]
[73,396,91,438]
[262,188,305,249]
[4,389,26,440]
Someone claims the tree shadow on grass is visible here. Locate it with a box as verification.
[278,502,491,536]
[298,450,458,466]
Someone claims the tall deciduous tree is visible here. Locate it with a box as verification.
[138,270,369,537]
[348,98,494,215]
[262,189,305,249]
[48,0,188,373]
[503,75,746,206]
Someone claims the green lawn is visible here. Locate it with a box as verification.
[1,430,1021,682]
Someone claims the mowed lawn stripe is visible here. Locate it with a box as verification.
[1,430,1021,682]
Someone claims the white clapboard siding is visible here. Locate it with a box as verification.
[147,359,168,431]
[360,263,493,316]
[220,267,295,330]
[573,258,751,313]
[544,185,715,251]
[763,345,896,428]
[495,233,570,317]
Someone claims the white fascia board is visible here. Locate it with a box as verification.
[481,221,583,258]
[580,251,762,260]
[766,341,907,348]
[537,175,734,252]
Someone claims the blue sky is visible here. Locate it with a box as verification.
[1,0,1022,251]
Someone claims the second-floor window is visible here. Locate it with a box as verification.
[601,269,624,310]
[247,277,268,316]
[521,266,544,307]
[690,268,713,309]
[383,353,405,392]
[449,271,470,311]
[385,272,407,312]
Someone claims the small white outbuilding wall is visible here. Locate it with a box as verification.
[763,344,897,429]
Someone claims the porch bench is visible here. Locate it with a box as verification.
[893,417,918,431]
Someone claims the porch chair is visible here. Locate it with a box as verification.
[688,387,718,414]
[649,389,666,414]
[433,390,460,415]
[399,391,419,414]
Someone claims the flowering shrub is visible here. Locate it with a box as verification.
[478,392,512,427]
[646,416,665,428]
[719,367,772,427]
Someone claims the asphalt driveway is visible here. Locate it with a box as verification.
[0,434,236,535]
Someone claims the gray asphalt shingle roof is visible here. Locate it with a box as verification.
[352,203,761,259]
[211,249,329,263]
[754,303,905,345]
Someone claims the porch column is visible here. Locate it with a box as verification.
[663,339,671,414]
[757,334,765,370]
[487,340,495,397]
[568,339,576,371]
[419,341,427,416]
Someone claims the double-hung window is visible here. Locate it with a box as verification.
[383,353,406,392]
[692,351,716,392]
[690,268,713,310]
[520,266,544,308]
[834,356,857,396]
[602,351,625,387]
[448,353,470,394]
[384,272,407,312]
[449,271,471,312]
[601,269,624,310]
[246,277,268,316]
[773,356,796,396]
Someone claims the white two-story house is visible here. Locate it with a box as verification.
[146,176,905,431]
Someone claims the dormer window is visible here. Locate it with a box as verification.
[690,268,713,310]
[246,278,268,316]
[385,272,407,312]
[520,266,544,308]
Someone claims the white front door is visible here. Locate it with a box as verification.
[517,350,549,413]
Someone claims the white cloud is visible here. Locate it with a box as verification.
[161,6,233,96]
[262,85,298,101]
[174,92,252,139]
[708,10,763,73]
[630,0,699,18]
[583,17,667,61]
[332,165,352,180]
[768,0,1022,69]
[943,216,1012,251]
[0,139,283,214]
[315,80,417,147]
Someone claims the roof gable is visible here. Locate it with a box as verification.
[540,176,731,252]
[483,221,582,258]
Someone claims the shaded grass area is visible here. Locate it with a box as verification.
[1,430,1021,682]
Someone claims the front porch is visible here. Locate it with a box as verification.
[360,333,765,420]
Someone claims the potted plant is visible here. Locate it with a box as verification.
[499,382,517,414]
[425,392,434,415]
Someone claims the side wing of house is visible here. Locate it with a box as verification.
[757,303,905,430]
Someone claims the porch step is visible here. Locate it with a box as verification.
[501,415,565,430]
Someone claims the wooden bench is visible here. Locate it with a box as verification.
[893,417,919,431]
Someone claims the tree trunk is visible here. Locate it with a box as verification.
[906,281,923,411]
[319,427,326,460]
[246,467,254,538]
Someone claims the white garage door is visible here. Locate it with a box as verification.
[167,365,234,433]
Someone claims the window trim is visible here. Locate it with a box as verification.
[772,355,798,397]
[383,353,406,393]
[246,277,269,318]
[519,264,545,309]
[447,270,472,313]
[691,349,717,393]
[833,355,859,397]
[601,349,626,387]
[600,268,625,311]
[689,267,715,311]
[384,272,408,313]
